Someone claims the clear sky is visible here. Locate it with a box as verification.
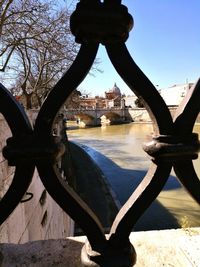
[77,0,200,96]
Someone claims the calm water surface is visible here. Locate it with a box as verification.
[67,122,200,230]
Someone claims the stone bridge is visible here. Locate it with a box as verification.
[64,108,131,127]
[63,107,181,127]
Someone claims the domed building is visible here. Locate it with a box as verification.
[105,83,121,100]
[65,83,124,110]
[105,83,124,108]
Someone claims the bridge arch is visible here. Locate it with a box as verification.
[64,108,128,127]
[100,111,124,126]
[74,113,100,127]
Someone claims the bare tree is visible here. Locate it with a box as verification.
[0,0,14,36]
[0,0,79,108]
[1,0,48,70]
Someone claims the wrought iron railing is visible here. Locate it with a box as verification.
[0,0,200,266]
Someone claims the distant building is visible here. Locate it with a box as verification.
[160,82,194,106]
[123,82,194,108]
[67,81,193,110]
[79,96,107,109]
[78,83,124,109]
[123,95,137,108]
[105,83,125,108]
[105,83,121,99]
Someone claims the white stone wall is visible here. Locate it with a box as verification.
[128,108,151,122]
[0,113,74,244]
[123,95,137,108]
[128,107,179,123]
[160,83,193,106]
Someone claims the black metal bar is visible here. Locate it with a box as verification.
[0,83,32,135]
[102,40,176,248]
[0,163,35,225]
[173,78,200,134]
[34,44,99,135]
[35,43,108,251]
[0,83,35,224]
[173,161,200,203]
[108,163,172,246]
[37,162,107,251]
[173,78,200,203]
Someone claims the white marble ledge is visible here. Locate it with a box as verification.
[0,227,199,267]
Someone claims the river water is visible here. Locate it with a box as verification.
[67,122,200,231]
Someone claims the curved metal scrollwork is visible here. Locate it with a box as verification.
[0,0,200,266]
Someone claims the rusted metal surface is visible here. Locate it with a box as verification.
[0,0,199,266]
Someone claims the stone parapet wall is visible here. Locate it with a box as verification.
[0,228,199,266]
[128,108,151,122]
[0,112,74,244]
[128,107,200,123]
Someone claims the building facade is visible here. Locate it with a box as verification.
[78,83,124,109]
[64,81,195,110]
[159,82,194,106]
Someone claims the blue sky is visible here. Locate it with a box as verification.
[78,0,200,96]
[1,0,199,96]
